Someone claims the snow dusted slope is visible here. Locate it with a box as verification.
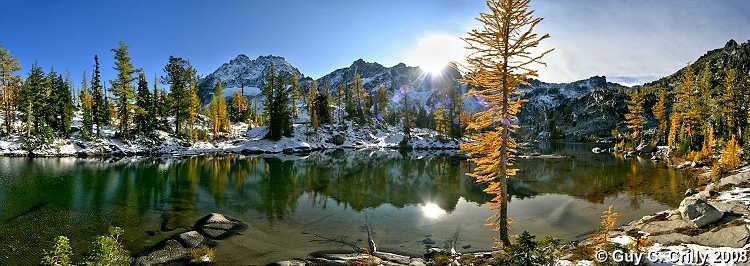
[197,54,305,104]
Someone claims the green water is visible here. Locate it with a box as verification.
[0,143,694,265]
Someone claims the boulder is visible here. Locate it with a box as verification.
[676,162,692,169]
[133,239,188,266]
[636,143,654,153]
[331,135,346,145]
[709,201,750,214]
[717,172,750,189]
[693,225,750,248]
[678,197,723,228]
[177,230,204,248]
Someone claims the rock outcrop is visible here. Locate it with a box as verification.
[678,197,723,228]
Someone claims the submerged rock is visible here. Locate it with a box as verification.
[133,239,188,266]
[177,230,204,248]
[678,197,723,228]
[195,213,248,239]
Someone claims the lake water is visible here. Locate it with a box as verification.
[0,142,695,265]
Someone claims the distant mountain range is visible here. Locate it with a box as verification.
[197,39,750,140]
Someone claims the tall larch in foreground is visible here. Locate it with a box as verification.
[460,0,551,247]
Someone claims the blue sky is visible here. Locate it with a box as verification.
[2,0,749,87]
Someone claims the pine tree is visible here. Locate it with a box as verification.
[91,55,107,136]
[290,72,301,118]
[262,63,276,123]
[307,80,319,139]
[335,82,344,124]
[79,71,94,139]
[61,70,74,137]
[264,71,293,140]
[460,0,551,247]
[109,41,137,138]
[45,69,63,133]
[161,56,193,135]
[0,45,22,135]
[18,62,47,135]
[373,84,388,122]
[134,71,153,135]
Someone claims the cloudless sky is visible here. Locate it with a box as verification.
[2,0,749,87]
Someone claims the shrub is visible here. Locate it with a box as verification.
[187,246,215,264]
[82,226,132,266]
[39,236,73,266]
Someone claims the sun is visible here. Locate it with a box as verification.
[406,33,467,75]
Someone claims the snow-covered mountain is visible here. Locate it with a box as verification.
[198,54,632,140]
[197,54,305,104]
[517,76,628,140]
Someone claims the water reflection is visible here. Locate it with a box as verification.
[0,146,696,265]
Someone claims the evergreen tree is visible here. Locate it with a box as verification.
[315,92,331,125]
[91,55,107,136]
[399,85,415,144]
[460,0,551,247]
[262,63,276,123]
[335,83,344,124]
[0,45,22,135]
[290,72,301,118]
[264,71,293,140]
[110,41,137,138]
[45,69,63,133]
[79,71,94,139]
[161,56,193,134]
[18,62,47,135]
[373,84,388,122]
[134,71,154,135]
[307,80,319,139]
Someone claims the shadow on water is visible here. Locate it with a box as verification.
[0,145,695,265]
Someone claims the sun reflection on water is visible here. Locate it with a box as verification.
[421,202,446,219]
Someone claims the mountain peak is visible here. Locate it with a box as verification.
[198,54,305,103]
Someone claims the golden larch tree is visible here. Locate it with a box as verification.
[460,0,551,247]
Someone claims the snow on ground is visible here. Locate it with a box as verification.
[0,111,463,157]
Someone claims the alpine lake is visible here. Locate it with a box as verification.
[0,142,695,265]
